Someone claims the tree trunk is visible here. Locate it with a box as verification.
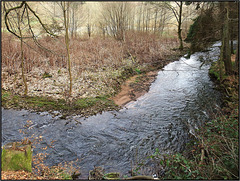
[178,1,183,50]
[18,12,28,96]
[221,2,232,75]
[87,24,91,38]
[63,2,72,97]
[71,7,75,39]
[230,40,234,54]
[235,39,239,74]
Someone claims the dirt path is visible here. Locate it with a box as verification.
[111,70,159,107]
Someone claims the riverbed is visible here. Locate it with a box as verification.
[2,42,222,178]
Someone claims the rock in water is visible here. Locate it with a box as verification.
[1,142,32,172]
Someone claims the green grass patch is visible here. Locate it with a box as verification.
[73,96,117,110]
[2,89,119,117]
[134,68,141,74]
[74,98,98,109]
[2,143,32,172]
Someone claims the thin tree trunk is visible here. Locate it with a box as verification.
[18,13,28,95]
[63,2,72,96]
[235,40,239,74]
[178,1,183,50]
[71,7,75,38]
[154,10,158,34]
[145,8,149,32]
[230,40,234,54]
[142,6,145,32]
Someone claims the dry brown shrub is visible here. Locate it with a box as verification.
[124,31,178,64]
[70,36,124,72]
[2,31,178,77]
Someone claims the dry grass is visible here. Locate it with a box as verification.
[2,31,178,73]
[2,31,179,99]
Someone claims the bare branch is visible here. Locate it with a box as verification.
[26,7,64,57]
[25,2,57,37]
[4,1,25,38]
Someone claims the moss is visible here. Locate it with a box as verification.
[1,149,6,169]
[2,90,67,111]
[2,144,32,172]
[103,172,120,180]
[74,98,97,109]
[73,96,113,109]
[72,96,118,115]
[59,172,72,180]
[2,89,119,117]
[209,63,220,80]
[209,62,227,82]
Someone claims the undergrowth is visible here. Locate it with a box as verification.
[134,103,238,180]
[2,31,178,75]
[134,60,239,179]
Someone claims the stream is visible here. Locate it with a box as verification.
[2,42,222,178]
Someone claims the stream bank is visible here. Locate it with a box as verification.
[2,42,222,179]
[2,48,186,118]
[132,46,239,180]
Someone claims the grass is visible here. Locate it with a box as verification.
[1,89,119,117]
[73,96,116,110]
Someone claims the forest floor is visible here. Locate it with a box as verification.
[2,48,186,118]
[2,31,187,117]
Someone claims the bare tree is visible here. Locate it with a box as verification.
[136,3,143,31]
[166,1,184,50]
[150,1,184,49]
[98,21,106,39]
[60,1,72,97]
[41,2,85,38]
[3,1,56,95]
[17,3,28,96]
[69,2,85,38]
[86,8,93,38]
[149,3,170,35]
[100,2,132,41]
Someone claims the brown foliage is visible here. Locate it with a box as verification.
[124,31,178,64]
[2,32,178,76]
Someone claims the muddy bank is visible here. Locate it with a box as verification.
[112,49,188,107]
[111,71,158,106]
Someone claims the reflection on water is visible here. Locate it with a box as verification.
[2,42,222,178]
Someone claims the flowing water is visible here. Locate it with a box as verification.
[2,42,222,178]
